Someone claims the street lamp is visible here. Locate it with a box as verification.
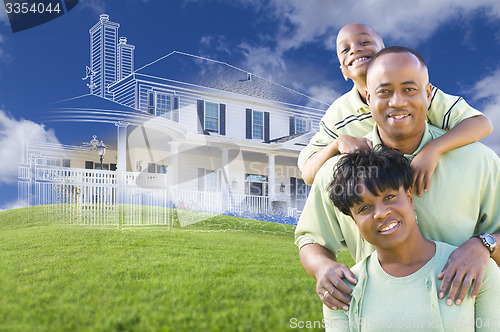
[83,135,107,170]
[98,140,106,170]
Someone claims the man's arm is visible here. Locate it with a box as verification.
[302,136,373,185]
[412,115,493,196]
[299,243,357,310]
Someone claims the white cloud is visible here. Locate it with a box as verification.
[470,69,500,155]
[0,198,28,211]
[231,0,500,106]
[199,35,232,58]
[308,85,341,105]
[0,110,60,184]
[262,0,500,49]
[77,0,106,15]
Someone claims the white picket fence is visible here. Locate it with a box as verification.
[175,190,269,215]
[18,164,174,227]
[17,164,284,227]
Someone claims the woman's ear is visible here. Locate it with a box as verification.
[406,187,415,208]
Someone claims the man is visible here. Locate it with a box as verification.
[295,46,500,312]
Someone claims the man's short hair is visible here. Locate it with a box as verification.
[328,146,414,216]
[366,46,427,74]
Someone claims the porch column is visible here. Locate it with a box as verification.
[267,153,276,213]
[221,147,229,212]
[169,141,180,190]
[115,121,129,228]
[115,121,130,205]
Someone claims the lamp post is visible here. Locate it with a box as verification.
[98,140,106,170]
[84,135,107,170]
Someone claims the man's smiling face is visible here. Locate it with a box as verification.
[366,51,432,145]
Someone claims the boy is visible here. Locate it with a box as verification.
[299,23,493,197]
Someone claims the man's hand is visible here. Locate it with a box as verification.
[410,143,441,197]
[299,244,357,310]
[316,261,357,311]
[337,135,373,155]
[437,237,490,305]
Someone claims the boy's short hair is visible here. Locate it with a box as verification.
[328,146,414,216]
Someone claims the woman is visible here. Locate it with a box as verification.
[324,147,500,331]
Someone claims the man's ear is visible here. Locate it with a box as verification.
[365,88,371,105]
[426,83,433,103]
[340,65,349,81]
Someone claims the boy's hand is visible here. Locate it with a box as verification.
[337,135,373,155]
[411,144,441,196]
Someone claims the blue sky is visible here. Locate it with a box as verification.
[0,0,500,210]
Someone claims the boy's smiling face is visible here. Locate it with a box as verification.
[336,23,384,82]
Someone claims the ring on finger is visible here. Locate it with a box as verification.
[323,290,329,298]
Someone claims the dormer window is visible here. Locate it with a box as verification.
[147,91,180,122]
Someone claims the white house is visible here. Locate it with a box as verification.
[18,14,329,223]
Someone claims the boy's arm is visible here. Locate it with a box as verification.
[302,135,373,186]
[411,115,493,196]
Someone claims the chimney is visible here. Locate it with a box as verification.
[100,14,109,22]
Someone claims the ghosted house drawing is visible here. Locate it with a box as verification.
[18,14,328,222]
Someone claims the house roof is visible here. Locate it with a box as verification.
[134,51,329,110]
[48,94,139,112]
[45,94,145,124]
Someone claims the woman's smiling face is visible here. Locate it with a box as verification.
[349,183,416,250]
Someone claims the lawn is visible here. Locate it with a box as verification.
[0,207,354,332]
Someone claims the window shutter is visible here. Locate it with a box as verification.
[198,168,205,191]
[219,103,226,135]
[147,91,155,114]
[290,177,297,208]
[246,108,252,139]
[264,112,270,142]
[173,96,180,122]
[197,100,204,132]
[289,116,295,135]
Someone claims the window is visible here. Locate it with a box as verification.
[148,91,179,122]
[95,163,109,170]
[147,163,168,174]
[290,177,310,210]
[290,116,310,135]
[46,159,61,167]
[205,102,219,132]
[296,178,308,200]
[157,165,167,174]
[246,109,269,141]
[156,93,172,119]
[198,168,221,192]
[252,111,264,140]
[245,174,268,196]
[197,100,226,135]
[295,117,308,134]
[205,170,218,192]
